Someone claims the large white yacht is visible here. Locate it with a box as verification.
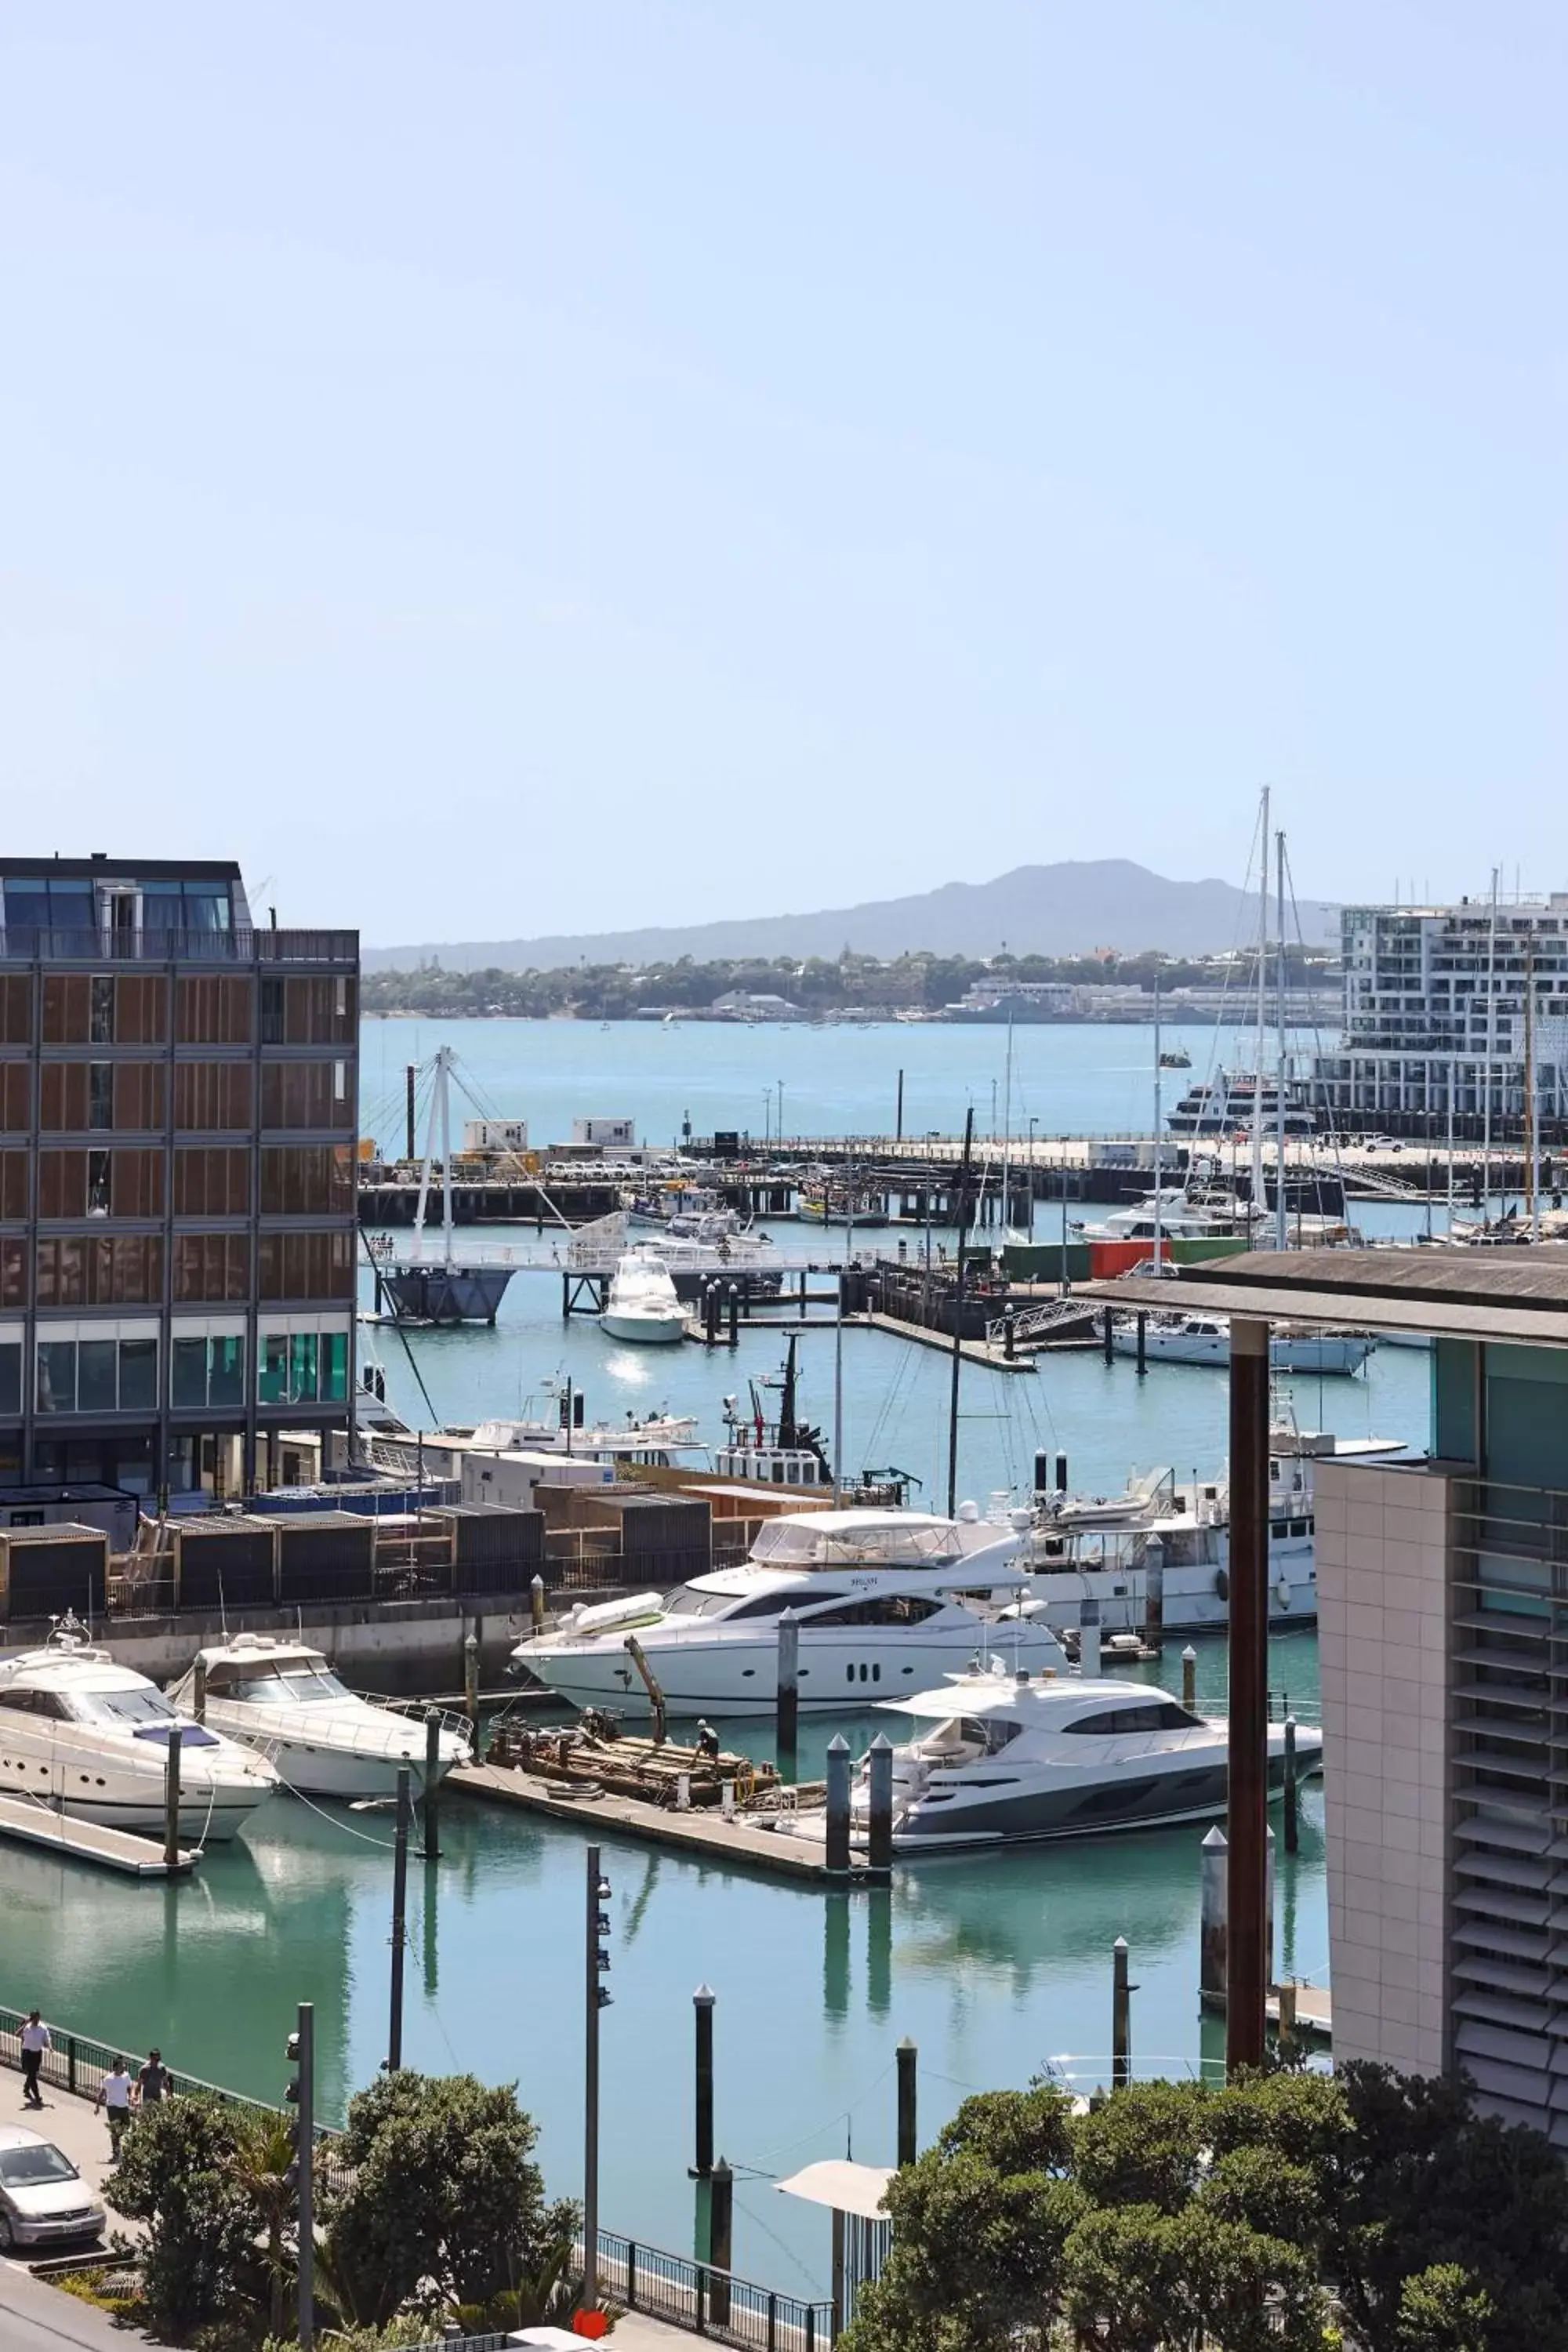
[854,1660,1323,1849]
[512,1507,1065,1717]
[1018,1425,1406,1634]
[600,1249,687,1345]
[0,1621,278,1842]
[166,1635,471,1802]
[1110,1312,1372,1377]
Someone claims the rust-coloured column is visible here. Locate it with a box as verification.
[1227,1313,1270,2072]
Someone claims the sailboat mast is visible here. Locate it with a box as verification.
[1000,1004,1014,1237]
[1250,787,1269,1232]
[437,1047,455,1270]
[1275,828,1288,1251]
[1482,866,1499,1225]
[946,1109,975,1519]
[1526,938,1538,1240]
[408,1060,441,1265]
[1152,975,1163,1267]
[833,1145,854,1500]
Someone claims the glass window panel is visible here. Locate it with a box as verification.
[260,1334,289,1405]
[140,881,182,935]
[118,1338,157,1411]
[209,1335,245,1408]
[77,1340,118,1414]
[321,1331,348,1401]
[90,975,115,1044]
[289,1332,318,1403]
[172,1337,208,1409]
[181,887,231,934]
[46,882,93,946]
[4,881,50,948]
[89,1064,113,1131]
[0,1343,20,1417]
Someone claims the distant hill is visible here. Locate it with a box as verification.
[364,860,1338,972]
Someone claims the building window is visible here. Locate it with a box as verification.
[0,978,31,1045]
[259,1230,354,1301]
[173,1147,250,1216]
[260,1061,354,1131]
[36,1236,164,1308]
[260,1145,354,1216]
[90,975,115,1044]
[0,1067,31,1132]
[257,1328,347,1406]
[34,1334,159,1414]
[89,1062,114,1131]
[176,975,252,1044]
[172,1332,247,1411]
[174,1062,254,1131]
[0,1152,25,1220]
[0,1343,19,1417]
[172,1233,249,1303]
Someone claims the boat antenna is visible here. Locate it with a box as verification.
[946,1109,976,1518]
[1276,825,1289,1252]
[1250,786,1269,1232]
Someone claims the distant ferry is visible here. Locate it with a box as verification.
[1166,1068,1316,1138]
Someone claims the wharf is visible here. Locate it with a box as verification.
[452,1759,863,1883]
[847,1309,1037,1373]
[0,1793,194,1878]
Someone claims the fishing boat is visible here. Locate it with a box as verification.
[853,1658,1322,1849]
[510,1506,1066,1718]
[0,1617,277,1841]
[167,1635,471,1802]
[1158,1047,1192,1069]
[600,1248,687,1345]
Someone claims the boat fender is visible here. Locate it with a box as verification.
[1274,1577,1293,1610]
[1214,1567,1229,1602]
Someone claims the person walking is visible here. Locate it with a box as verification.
[135,2049,171,2107]
[96,2057,133,2154]
[18,2010,49,2109]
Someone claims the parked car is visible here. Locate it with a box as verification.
[0,2125,106,2250]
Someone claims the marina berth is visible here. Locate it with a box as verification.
[0,1621,277,1842]
[600,1247,688,1345]
[512,1505,1067,1717]
[165,1634,471,1802]
[854,1658,1323,1849]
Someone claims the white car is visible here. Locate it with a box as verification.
[0,2125,106,2250]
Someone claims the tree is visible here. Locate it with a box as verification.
[1062,2202,1326,2352]
[1069,2077,1212,2212]
[1394,2265,1497,2351]
[319,2071,577,2326]
[107,2096,264,2343]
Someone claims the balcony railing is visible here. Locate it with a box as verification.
[0,927,358,965]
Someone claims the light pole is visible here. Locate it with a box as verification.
[1027,1118,1039,1236]
[777,1080,785,1142]
[764,1091,771,1149]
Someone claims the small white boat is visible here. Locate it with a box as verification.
[601,1248,687,1345]
[166,1635,470,1802]
[0,1620,277,1842]
[1111,1313,1371,1376]
[854,1659,1323,1849]
[512,1506,1066,1718]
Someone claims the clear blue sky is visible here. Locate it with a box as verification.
[1,2,1561,942]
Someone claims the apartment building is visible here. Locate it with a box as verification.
[1314,896,1568,1135]
[0,857,358,1501]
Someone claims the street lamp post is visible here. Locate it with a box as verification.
[1028,1118,1039,1236]
[777,1080,785,1142]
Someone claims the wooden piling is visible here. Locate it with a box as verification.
[163,1725,183,1870]
[1283,1715,1299,1854]
[1135,1310,1147,1375]
[1200,1825,1227,2009]
[691,1986,715,2179]
[1079,1596,1102,1682]
[866,1735,894,1882]
[1181,1645,1197,1715]
[825,1735,851,1876]
[1102,1306,1115,1363]
[1144,1544,1164,1653]
[710,2158,734,2326]
[1112,1936,1132,2089]
[389,1766,411,2071]
[776,1611,800,1784]
[530,1573,546,1635]
[896,2038,918,2165]
[192,1657,207,1726]
[1226,1315,1271,2072]
[463,1631,482,1759]
[423,1711,441,1861]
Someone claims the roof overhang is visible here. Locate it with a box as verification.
[1080,1247,1568,1348]
[775,2160,895,2220]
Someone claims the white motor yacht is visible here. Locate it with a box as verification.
[1111,1312,1372,1376]
[165,1635,471,1802]
[854,1660,1323,1849]
[601,1248,688,1345]
[0,1621,277,1842]
[512,1506,1066,1718]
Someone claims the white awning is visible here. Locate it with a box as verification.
[775,2160,895,2220]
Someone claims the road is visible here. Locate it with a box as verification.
[0,2260,132,2348]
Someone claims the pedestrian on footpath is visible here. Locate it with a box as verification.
[135,2049,172,2107]
[96,2057,133,2154]
[18,2010,49,2109]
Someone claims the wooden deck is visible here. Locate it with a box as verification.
[846,1310,1039,1372]
[451,1759,860,1882]
[0,1793,196,1877]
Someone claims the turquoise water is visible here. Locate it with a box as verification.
[4,1022,1434,2298]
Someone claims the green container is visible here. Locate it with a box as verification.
[1000,1241,1092,1283]
[1170,1235,1253,1265]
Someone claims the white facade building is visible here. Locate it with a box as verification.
[1313,896,1568,1135]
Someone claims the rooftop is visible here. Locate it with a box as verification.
[1089,1246,1568,1348]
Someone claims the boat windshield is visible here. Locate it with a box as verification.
[750,1519,961,1570]
[662,1586,742,1619]
[916,1715,1022,1761]
[0,2144,78,2187]
[227,1668,352,1705]
[67,1687,178,1726]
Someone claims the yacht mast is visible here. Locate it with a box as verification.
[1250,787,1270,1232]
[1000,1002,1014,1239]
[833,1145,854,1501]
[1275,828,1288,1251]
[1526,938,1538,1240]
[1482,867,1499,1226]
[1152,974,1163,1269]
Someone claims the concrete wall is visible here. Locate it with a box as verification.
[1316,1457,1454,2077]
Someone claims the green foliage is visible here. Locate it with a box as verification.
[1062,2201,1326,2352]
[107,2096,263,2343]
[1393,2265,1497,2351]
[1069,2076,1213,2212]
[260,2325,433,2352]
[319,2070,577,2328]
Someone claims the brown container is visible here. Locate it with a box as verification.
[0,1523,109,1624]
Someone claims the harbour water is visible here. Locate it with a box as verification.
[7,1022,1440,2297]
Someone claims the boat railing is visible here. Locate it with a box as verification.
[210,1697,470,1762]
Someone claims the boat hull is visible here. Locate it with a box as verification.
[0,1734,273,1842]
[1112,1329,1370,1375]
[515,1621,1067,1719]
[381,1264,514,1325]
[600,1311,686,1345]
[884,1740,1322,1850]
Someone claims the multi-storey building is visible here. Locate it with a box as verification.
[0,857,358,1501]
[1314,896,1568,1136]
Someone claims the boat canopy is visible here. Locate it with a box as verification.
[750,1512,965,1570]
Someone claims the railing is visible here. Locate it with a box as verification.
[0,925,357,964]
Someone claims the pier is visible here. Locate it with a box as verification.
[0,1792,195,1878]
